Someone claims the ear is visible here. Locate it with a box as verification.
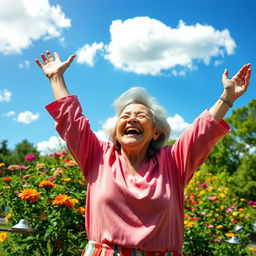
[153,130,159,141]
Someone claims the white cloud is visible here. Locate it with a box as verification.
[167,114,190,139]
[104,17,236,75]
[18,60,30,69]
[37,136,66,155]
[76,42,104,66]
[2,111,15,117]
[0,0,71,55]
[0,89,12,102]
[94,130,109,141]
[16,111,39,124]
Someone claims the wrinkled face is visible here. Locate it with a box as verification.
[115,103,158,152]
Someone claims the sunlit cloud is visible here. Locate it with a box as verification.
[37,136,66,155]
[16,111,39,124]
[18,60,30,69]
[76,42,104,66]
[167,114,190,139]
[103,17,236,75]
[0,0,71,55]
[0,89,12,102]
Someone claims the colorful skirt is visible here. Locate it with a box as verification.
[82,241,187,256]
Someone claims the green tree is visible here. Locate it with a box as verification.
[13,140,40,164]
[202,99,256,199]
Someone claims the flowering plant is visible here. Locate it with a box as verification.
[183,168,256,255]
[0,151,87,256]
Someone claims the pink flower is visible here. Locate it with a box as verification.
[200,183,208,189]
[208,196,218,201]
[48,176,55,182]
[25,154,36,161]
[201,211,206,215]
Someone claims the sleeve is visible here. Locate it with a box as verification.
[170,110,231,186]
[45,95,103,178]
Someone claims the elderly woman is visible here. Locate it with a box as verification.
[35,51,251,256]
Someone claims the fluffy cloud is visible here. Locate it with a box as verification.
[167,114,190,139]
[18,60,30,69]
[37,136,66,155]
[0,89,12,102]
[0,0,71,55]
[76,42,104,66]
[2,111,15,117]
[104,17,236,75]
[16,111,39,124]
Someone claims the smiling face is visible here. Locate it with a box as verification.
[115,103,158,155]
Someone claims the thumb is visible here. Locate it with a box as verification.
[67,54,76,64]
[222,69,228,81]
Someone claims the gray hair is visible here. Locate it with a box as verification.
[104,87,171,157]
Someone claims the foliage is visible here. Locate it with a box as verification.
[183,168,256,255]
[0,140,40,166]
[0,151,87,256]
[202,99,256,200]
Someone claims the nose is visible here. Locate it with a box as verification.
[127,114,138,123]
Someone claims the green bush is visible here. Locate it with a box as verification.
[183,168,256,255]
[0,151,87,256]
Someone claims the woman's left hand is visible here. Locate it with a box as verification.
[222,64,251,102]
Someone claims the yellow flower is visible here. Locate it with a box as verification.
[184,220,188,225]
[4,213,12,223]
[225,232,235,237]
[36,163,46,170]
[0,163,5,168]
[62,178,71,182]
[199,190,206,195]
[219,193,225,198]
[0,232,7,242]
[187,222,195,228]
[240,198,246,202]
[208,187,213,192]
[39,213,48,221]
[217,225,223,229]
[18,188,40,203]
[232,212,238,217]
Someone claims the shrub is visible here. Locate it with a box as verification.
[0,151,87,256]
[183,168,256,255]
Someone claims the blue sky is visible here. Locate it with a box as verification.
[0,0,255,154]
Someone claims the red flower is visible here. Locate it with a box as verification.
[2,177,11,182]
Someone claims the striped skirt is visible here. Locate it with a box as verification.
[82,241,187,256]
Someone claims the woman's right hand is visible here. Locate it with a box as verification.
[35,51,76,79]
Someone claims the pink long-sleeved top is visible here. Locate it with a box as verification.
[46,95,230,252]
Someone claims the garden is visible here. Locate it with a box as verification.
[0,150,255,255]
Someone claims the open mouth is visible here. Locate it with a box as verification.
[124,127,142,135]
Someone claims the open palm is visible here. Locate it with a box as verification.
[35,51,75,79]
[222,64,251,100]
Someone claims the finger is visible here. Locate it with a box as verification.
[41,53,48,64]
[67,54,76,64]
[35,59,44,68]
[244,68,252,87]
[46,50,54,62]
[222,69,228,81]
[234,64,251,80]
[54,52,61,62]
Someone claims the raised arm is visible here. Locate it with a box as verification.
[209,64,251,121]
[35,51,76,100]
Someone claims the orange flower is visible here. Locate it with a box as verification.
[2,177,11,182]
[52,194,75,209]
[77,206,85,215]
[4,213,12,223]
[38,180,56,189]
[0,232,7,242]
[18,188,40,203]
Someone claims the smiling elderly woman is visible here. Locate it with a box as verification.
[35,51,251,256]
